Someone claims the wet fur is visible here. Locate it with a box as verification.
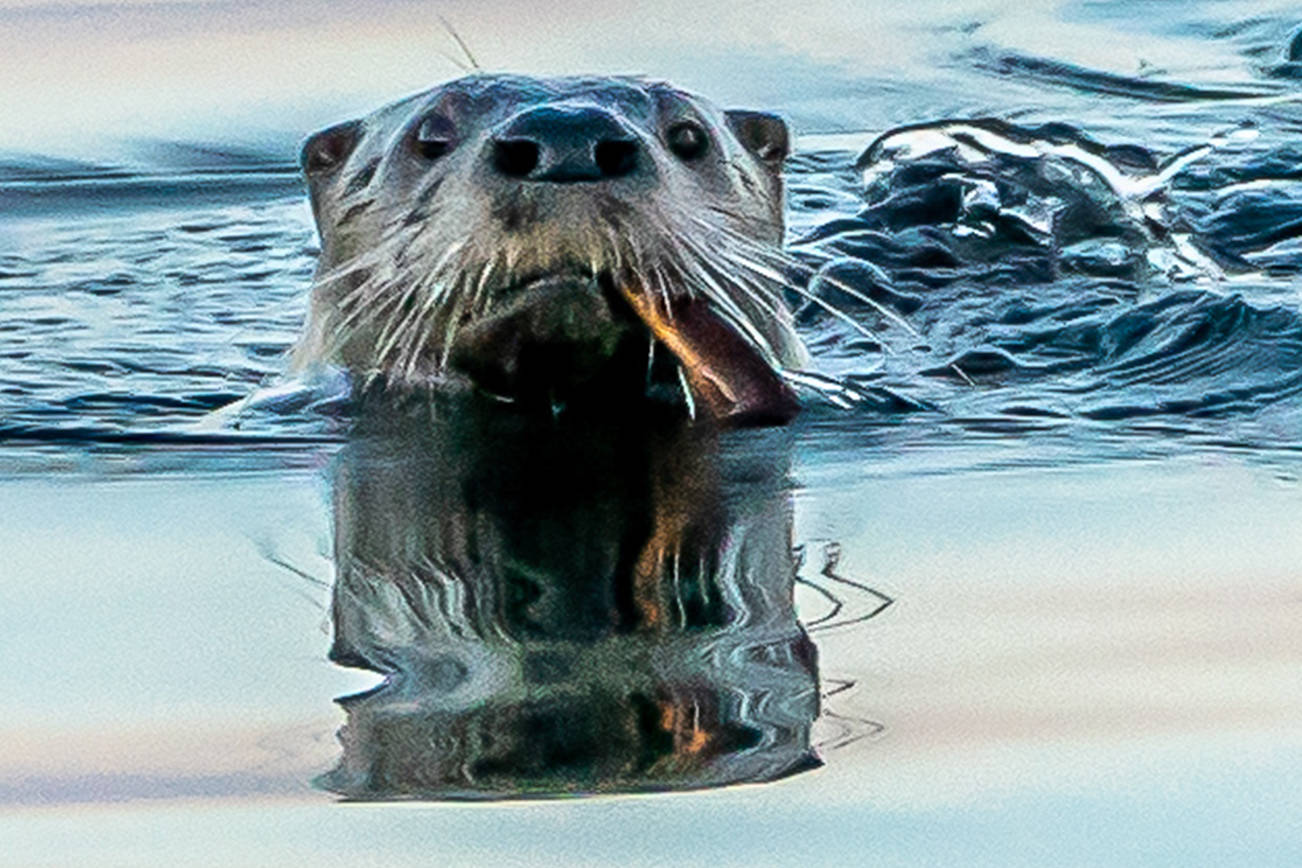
[293,75,809,389]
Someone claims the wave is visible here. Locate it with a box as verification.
[4,112,1302,456]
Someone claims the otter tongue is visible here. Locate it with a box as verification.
[616,282,799,427]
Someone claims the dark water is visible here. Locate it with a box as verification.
[4,74,1302,465]
[3,3,1302,864]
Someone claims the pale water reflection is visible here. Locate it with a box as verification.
[1,442,1299,864]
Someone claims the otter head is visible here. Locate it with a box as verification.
[294,74,805,425]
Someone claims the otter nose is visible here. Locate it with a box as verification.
[490,105,640,182]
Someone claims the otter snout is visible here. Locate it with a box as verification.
[489,104,644,183]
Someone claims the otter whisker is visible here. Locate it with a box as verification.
[621,233,669,315]
[310,245,391,291]
[669,232,789,365]
[677,364,697,421]
[411,243,482,378]
[726,252,887,346]
[378,237,471,323]
[696,213,924,338]
[502,242,520,281]
[646,333,657,388]
[327,283,395,345]
[650,267,675,320]
[706,221,978,384]
[665,246,750,336]
[438,273,478,371]
[436,13,481,71]
[323,280,410,360]
[398,280,442,381]
[688,245,805,338]
[762,249,921,339]
[680,216,892,346]
[373,282,434,369]
[472,256,499,316]
[394,277,438,377]
[602,222,626,274]
[672,231,786,322]
[394,271,452,380]
[317,245,414,324]
[641,214,789,365]
[321,225,463,372]
[403,277,455,378]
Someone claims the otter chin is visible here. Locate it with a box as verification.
[292,74,808,426]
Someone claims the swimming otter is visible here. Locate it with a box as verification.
[293,74,805,425]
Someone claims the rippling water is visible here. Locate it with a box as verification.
[4,33,1302,464]
[4,2,1302,864]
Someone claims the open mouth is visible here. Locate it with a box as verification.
[612,275,799,427]
[448,268,799,426]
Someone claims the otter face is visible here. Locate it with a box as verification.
[294,74,804,422]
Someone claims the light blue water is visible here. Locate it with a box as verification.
[2,1,1302,865]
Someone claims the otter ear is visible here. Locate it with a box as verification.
[725,110,789,165]
[300,120,362,177]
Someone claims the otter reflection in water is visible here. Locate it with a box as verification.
[318,396,820,799]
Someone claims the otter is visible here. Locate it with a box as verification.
[292,74,806,425]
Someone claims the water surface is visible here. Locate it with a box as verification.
[2,0,1301,864]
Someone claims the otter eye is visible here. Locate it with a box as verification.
[666,121,709,161]
[415,115,456,160]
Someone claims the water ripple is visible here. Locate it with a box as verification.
[4,86,1302,462]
